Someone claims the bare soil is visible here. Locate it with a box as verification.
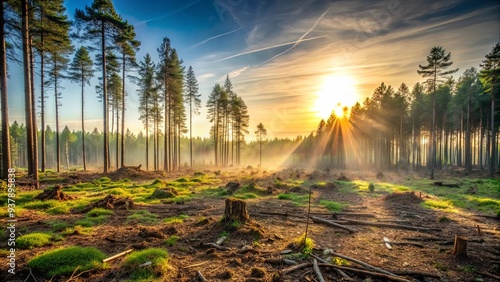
[1,169,499,282]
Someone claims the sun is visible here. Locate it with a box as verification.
[314,75,359,119]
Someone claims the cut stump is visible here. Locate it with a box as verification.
[452,235,468,259]
[223,198,249,224]
[35,185,74,201]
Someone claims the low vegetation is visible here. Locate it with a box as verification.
[123,248,169,280]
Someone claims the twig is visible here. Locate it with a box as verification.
[329,251,397,277]
[303,185,313,246]
[265,257,298,265]
[318,264,411,282]
[24,268,38,282]
[102,249,134,263]
[196,270,208,282]
[342,219,441,232]
[310,254,352,281]
[282,263,310,275]
[183,261,211,268]
[310,216,357,233]
[313,259,325,282]
[66,266,81,282]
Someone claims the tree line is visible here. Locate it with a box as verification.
[294,44,499,178]
[0,0,254,180]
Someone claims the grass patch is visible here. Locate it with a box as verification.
[124,248,169,281]
[319,200,348,212]
[277,193,310,206]
[28,246,106,277]
[421,199,454,210]
[86,208,114,217]
[45,220,70,232]
[61,225,93,236]
[165,235,179,246]
[234,193,258,199]
[16,233,52,249]
[127,210,159,224]
[163,214,189,224]
[294,233,314,257]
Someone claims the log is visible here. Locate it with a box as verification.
[103,249,133,263]
[478,271,500,280]
[389,241,424,248]
[309,212,376,218]
[310,216,357,233]
[318,264,411,282]
[452,235,468,259]
[255,211,305,218]
[342,219,441,232]
[328,251,397,277]
[313,259,325,282]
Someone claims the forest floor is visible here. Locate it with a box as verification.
[0,167,499,282]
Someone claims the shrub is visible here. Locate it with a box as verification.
[17,233,51,249]
[368,183,375,192]
[28,246,106,277]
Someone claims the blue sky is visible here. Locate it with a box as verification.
[7,0,500,139]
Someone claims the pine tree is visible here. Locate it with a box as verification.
[184,66,201,168]
[418,46,458,179]
[0,0,10,178]
[255,123,267,167]
[137,53,156,171]
[115,21,139,168]
[68,46,93,171]
[74,0,125,173]
[479,43,500,178]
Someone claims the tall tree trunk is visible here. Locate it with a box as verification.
[0,1,10,179]
[120,51,125,168]
[22,0,36,180]
[115,102,119,170]
[81,66,86,171]
[190,98,193,168]
[465,92,472,174]
[55,60,60,172]
[489,92,496,178]
[479,102,483,170]
[101,20,108,173]
[40,18,46,173]
[29,35,37,177]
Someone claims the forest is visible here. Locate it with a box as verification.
[0,0,499,281]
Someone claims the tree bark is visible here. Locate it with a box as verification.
[223,198,249,224]
[452,235,468,259]
[0,0,11,179]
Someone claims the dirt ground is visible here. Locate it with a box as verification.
[1,168,499,282]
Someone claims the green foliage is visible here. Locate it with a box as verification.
[124,248,169,280]
[28,246,106,278]
[165,235,179,246]
[45,220,70,232]
[175,177,188,182]
[319,200,348,212]
[16,233,52,249]
[234,193,258,199]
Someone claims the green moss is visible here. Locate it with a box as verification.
[294,233,314,257]
[277,193,310,205]
[86,208,114,217]
[165,235,179,246]
[17,233,52,249]
[45,220,70,232]
[124,248,169,281]
[163,214,189,224]
[28,246,106,277]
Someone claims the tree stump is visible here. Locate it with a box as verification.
[452,235,468,259]
[223,198,249,224]
[35,185,74,201]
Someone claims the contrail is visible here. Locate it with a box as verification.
[137,0,202,26]
[189,19,264,49]
[259,6,333,65]
[212,35,326,63]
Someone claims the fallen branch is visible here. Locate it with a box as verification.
[216,236,227,246]
[265,257,298,265]
[391,270,442,279]
[318,264,411,282]
[197,270,208,282]
[310,254,352,281]
[309,212,376,218]
[202,242,231,251]
[282,263,310,275]
[255,210,305,218]
[342,219,441,232]
[389,241,425,248]
[138,261,152,267]
[313,259,325,282]
[103,249,134,263]
[183,261,210,269]
[478,271,500,280]
[328,251,397,277]
[310,216,357,233]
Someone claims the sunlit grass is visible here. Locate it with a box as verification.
[277,193,310,206]
[163,214,189,224]
[127,210,159,224]
[319,200,348,212]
